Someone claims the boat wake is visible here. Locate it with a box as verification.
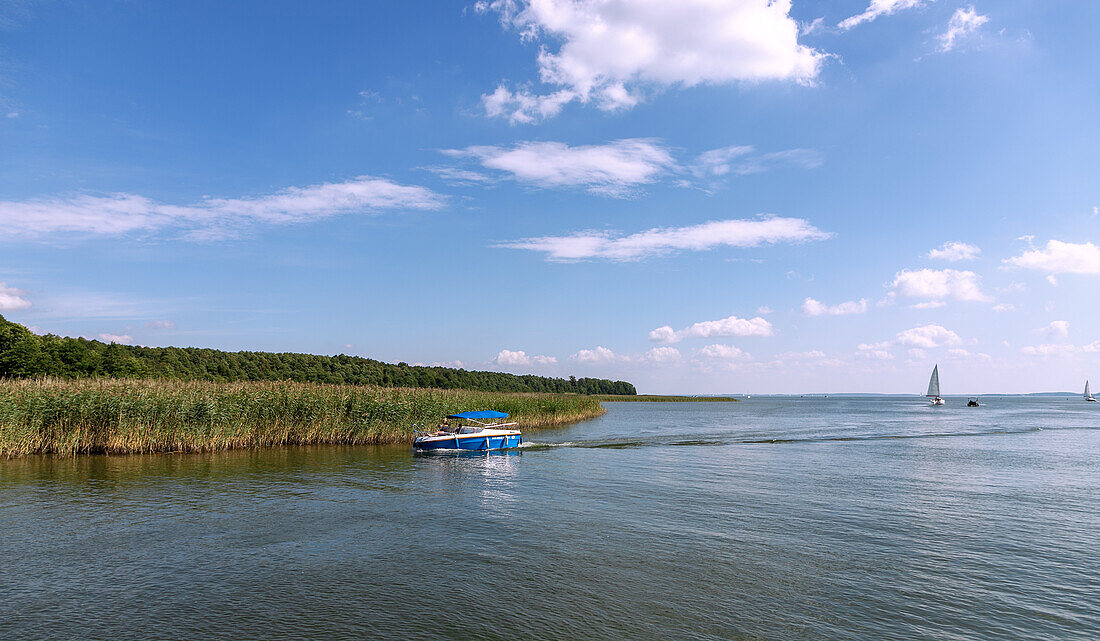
[518,425,1079,451]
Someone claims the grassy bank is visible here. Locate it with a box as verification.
[589,394,739,402]
[0,378,605,457]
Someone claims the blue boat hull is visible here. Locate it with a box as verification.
[414,433,523,451]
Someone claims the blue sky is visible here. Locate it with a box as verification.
[1,0,1098,393]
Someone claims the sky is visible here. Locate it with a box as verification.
[1,0,1098,394]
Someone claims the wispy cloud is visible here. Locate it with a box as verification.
[0,176,446,241]
[927,241,980,261]
[937,6,989,52]
[1036,320,1069,338]
[802,297,867,316]
[838,0,928,30]
[442,139,822,196]
[500,216,831,262]
[650,314,774,344]
[1021,343,1075,357]
[442,139,675,197]
[477,0,824,122]
[97,333,133,345]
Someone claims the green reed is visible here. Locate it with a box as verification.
[0,378,606,457]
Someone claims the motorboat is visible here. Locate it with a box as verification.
[967,398,980,407]
[413,410,522,451]
[927,365,945,405]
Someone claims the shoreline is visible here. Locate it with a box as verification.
[0,378,607,458]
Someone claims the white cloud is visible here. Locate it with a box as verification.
[778,350,827,360]
[650,314,774,344]
[937,6,989,52]
[98,333,133,345]
[0,282,32,311]
[838,0,927,30]
[443,139,675,196]
[802,297,867,316]
[1083,341,1100,353]
[0,176,446,241]
[895,324,963,349]
[927,241,980,262]
[571,346,617,363]
[910,301,946,309]
[1037,320,1069,338]
[890,268,991,302]
[478,0,825,122]
[1004,240,1100,275]
[756,306,773,315]
[145,319,176,330]
[495,349,557,366]
[644,346,681,362]
[696,344,748,360]
[501,215,830,261]
[991,303,1015,312]
[1021,343,1075,357]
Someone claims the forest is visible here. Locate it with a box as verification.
[0,314,636,395]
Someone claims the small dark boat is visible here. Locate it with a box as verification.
[967,398,980,407]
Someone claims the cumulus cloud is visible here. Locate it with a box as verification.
[571,346,617,363]
[910,301,947,309]
[0,282,32,311]
[890,268,991,302]
[1037,320,1069,338]
[696,344,748,360]
[838,0,927,30]
[1083,340,1100,353]
[443,139,675,196]
[650,314,774,344]
[1021,343,1075,357]
[500,215,831,261]
[927,241,980,262]
[1004,240,1100,275]
[98,333,133,345]
[991,303,1015,312]
[495,349,557,366]
[937,6,989,52]
[895,324,963,349]
[0,177,446,241]
[477,0,825,122]
[802,297,867,316]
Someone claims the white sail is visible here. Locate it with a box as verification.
[1086,380,1092,399]
[926,365,941,398]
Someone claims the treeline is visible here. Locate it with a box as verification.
[0,315,636,395]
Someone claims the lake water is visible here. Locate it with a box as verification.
[2,396,1098,640]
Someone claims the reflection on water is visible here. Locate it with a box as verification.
[2,397,1099,640]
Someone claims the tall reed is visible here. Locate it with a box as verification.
[0,378,605,457]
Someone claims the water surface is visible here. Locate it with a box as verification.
[2,396,1098,640]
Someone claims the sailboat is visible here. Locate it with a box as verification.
[1085,380,1096,402]
[927,365,945,405]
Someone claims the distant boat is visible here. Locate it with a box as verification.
[967,398,980,407]
[1086,381,1097,402]
[927,365,945,405]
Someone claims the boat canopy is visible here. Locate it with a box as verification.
[446,410,509,420]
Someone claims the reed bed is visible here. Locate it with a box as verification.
[0,378,606,457]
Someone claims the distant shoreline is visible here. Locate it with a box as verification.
[592,394,739,402]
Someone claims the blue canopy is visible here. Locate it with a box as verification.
[446,410,509,420]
